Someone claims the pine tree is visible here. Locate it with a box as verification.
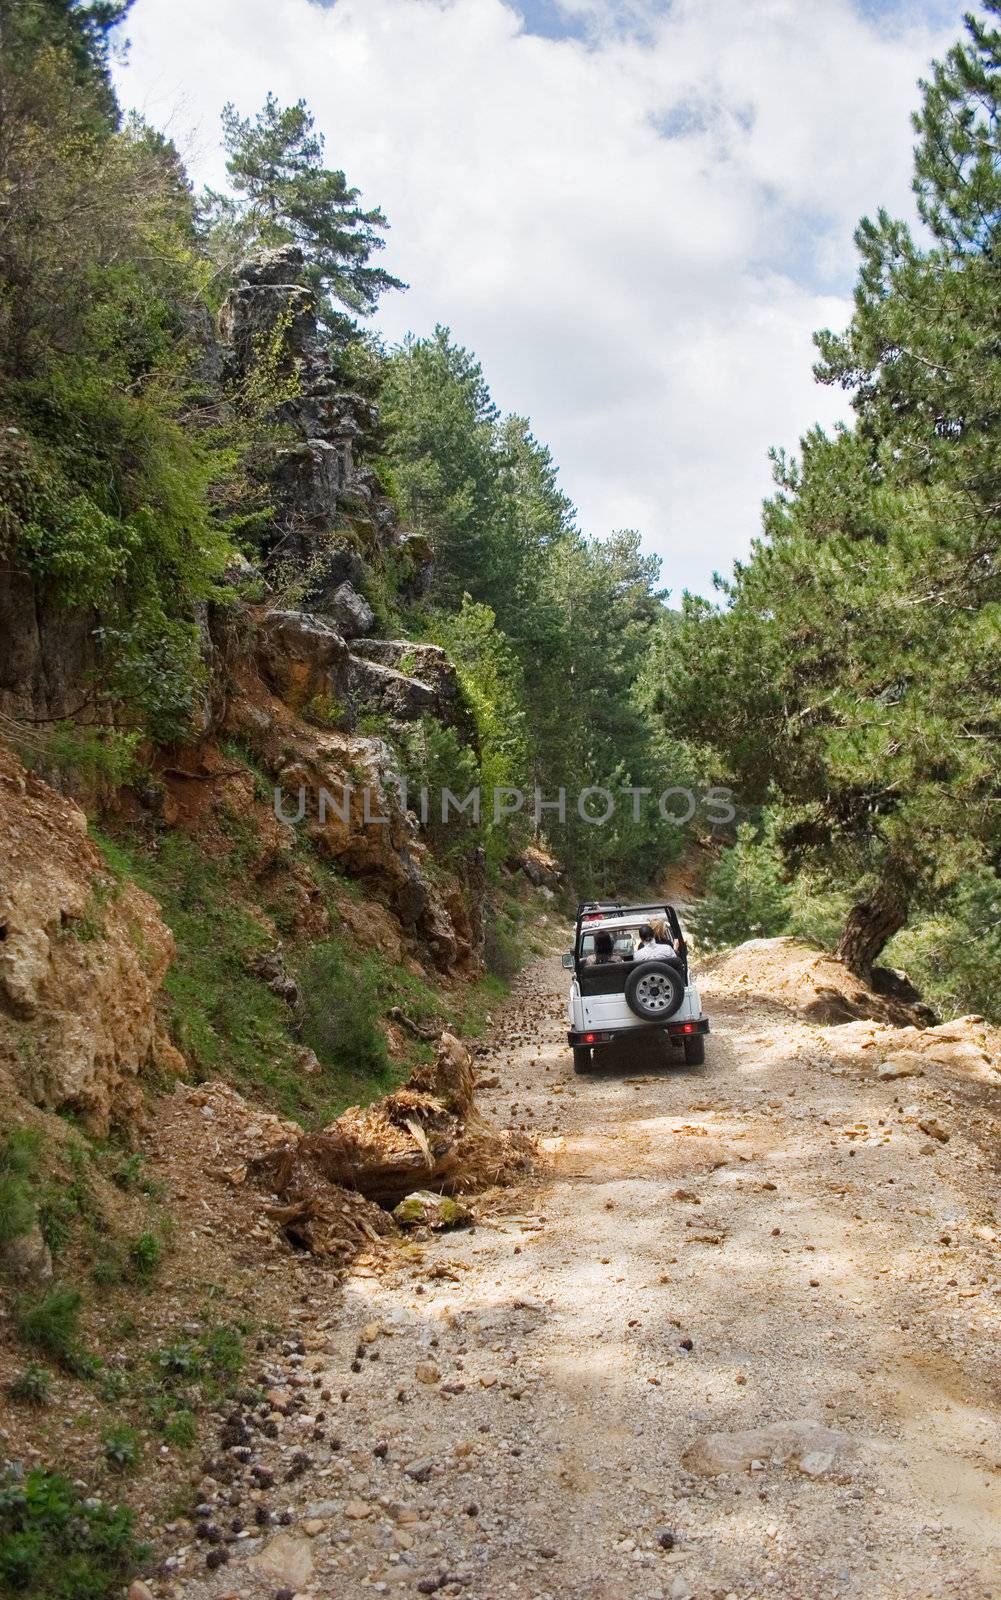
[648,5,1001,977]
[202,93,405,328]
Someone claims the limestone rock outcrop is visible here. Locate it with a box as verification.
[0,746,181,1134]
[218,245,431,600]
[346,653,437,724]
[325,581,374,640]
[349,640,476,741]
[255,608,351,710]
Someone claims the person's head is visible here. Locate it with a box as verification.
[638,924,655,945]
[593,931,614,957]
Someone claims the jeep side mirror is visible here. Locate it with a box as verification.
[561,953,575,969]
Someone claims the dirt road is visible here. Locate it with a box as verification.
[177,951,1001,1600]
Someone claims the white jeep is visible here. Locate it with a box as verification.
[564,900,709,1073]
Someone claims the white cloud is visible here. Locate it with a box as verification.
[113,0,962,595]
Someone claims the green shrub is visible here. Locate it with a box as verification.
[297,942,391,1081]
[163,1410,197,1448]
[689,820,791,952]
[37,1139,97,1256]
[0,1174,36,1250]
[93,829,309,1117]
[96,1368,127,1404]
[7,1366,52,1408]
[887,867,1001,1023]
[12,723,140,790]
[0,1130,41,1248]
[483,907,522,979]
[90,1243,125,1287]
[127,1230,163,1284]
[0,1467,145,1600]
[14,1286,85,1369]
[101,1425,140,1473]
[399,716,482,860]
[152,1321,245,1392]
[109,1153,143,1192]
[304,693,346,728]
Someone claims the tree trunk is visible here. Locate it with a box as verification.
[835,882,910,979]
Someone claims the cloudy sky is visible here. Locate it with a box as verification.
[114,0,965,598]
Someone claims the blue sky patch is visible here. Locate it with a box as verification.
[509,1,590,40]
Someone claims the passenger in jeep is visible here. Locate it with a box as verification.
[634,922,680,963]
[583,931,627,967]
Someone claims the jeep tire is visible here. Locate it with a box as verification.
[683,1032,706,1066]
[624,960,685,1021]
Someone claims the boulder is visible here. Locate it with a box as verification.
[877,1051,925,1081]
[393,1190,474,1230]
[350,639,473,737]
[251,949,299,1006]
[509,844,562,891]
[333,896,405,964]
[347,653,437,724]
[248,1531,314,1589]
[682,1419,855,1476]
[325,581,374,639]
[256,609,349,709]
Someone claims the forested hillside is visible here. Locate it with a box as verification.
[0,0,679,898]
[647,2,1001,1020]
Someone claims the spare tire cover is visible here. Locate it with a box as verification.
[624,960,685,1020]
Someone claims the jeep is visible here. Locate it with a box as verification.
[564,900,710,1073]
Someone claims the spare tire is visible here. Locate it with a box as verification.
[624,960,685,1021]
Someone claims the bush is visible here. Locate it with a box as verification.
[110,1153,143,1192]
[14,1286,85,1370]
[94,829,311,1119]
[0,1130,41,1248]
[0,1467,144,1600]
[689,820,791,952]
[483,906,522,980]
[7,1366,52,1408]
[163,1409,197,1448]
[127,1231,163,1284]
[399,715,482,860]
[297,942,390,1080]
[101,1426,140,1473]
[152,1321,245,1392]
[887,867,1001,1023]
[11,722,140,790]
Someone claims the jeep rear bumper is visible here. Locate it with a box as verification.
[568,1017,710,1047]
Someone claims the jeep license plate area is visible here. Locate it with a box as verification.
[567,1018,709,1047]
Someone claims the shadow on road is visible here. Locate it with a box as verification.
[583,1028,707,1079]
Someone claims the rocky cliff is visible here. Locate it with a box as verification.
[3,244,487,991]
[0,746,182,1135]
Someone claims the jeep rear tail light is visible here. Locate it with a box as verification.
[582,1032,597,1043]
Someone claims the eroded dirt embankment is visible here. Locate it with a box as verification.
[158,942,1001,1600]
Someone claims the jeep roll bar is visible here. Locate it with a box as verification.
[572,901,688,982]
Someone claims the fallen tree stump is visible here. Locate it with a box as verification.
[251,1033,533,1247]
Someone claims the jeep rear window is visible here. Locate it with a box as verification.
[578,930,638,958]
